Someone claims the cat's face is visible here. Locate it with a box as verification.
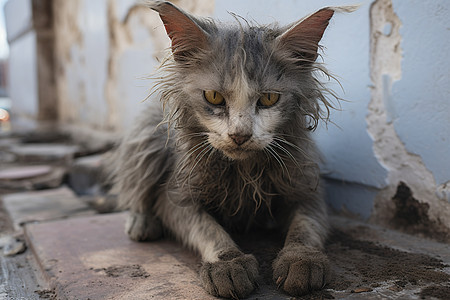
[151,2,335,160]
[180,41,294,160]
[190,81,283,160]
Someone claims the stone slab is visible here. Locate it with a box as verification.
[0,137,21,149]
[8,143,79,163]
[0,165,52,180]
[2,187,94,231]
[0,165,66,191]
[24,213,218,300]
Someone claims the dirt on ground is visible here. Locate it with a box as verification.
[234,226,450,300]
[326,229,448,292]
[392,182,450,243]
[101,264,150,278]
[34,288,57,299]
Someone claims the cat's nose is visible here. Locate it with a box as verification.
[229,133,252,146]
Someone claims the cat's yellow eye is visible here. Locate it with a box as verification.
[258,93,280,107]
[203,90,225,105]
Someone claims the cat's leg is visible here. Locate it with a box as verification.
[121,146,171,241]
[155,197,259,299]
[115,106,173,241]
[273,208,330,296]
[119,145,168,241]
[125,211,163,241]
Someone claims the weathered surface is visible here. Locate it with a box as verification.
[0,251,45,300]
[22,212,450,300]
[25,213,218,300]
[367,0,450,237]
[2,187,94,231]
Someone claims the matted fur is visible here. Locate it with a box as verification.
[111,1,349,298]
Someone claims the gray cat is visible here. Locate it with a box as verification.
[113,1,347,298]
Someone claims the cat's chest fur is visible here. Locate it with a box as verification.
[173,145,289,231]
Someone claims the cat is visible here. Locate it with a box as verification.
[113,1,348,298]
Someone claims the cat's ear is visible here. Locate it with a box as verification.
[149,1,209,62]
[277,7,335,63]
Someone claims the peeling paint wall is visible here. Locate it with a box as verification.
[368,0,450,237]
[53,0,214,134]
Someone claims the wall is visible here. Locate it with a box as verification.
[4,0,38,128]
[213,0,450,239]
[53,0,214,134]
[4,0,55,128]
[5,0,450,238]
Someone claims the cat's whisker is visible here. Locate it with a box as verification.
[188,144,214,180]
[270,140,302,170]
[177,140,209,166]
[273,137,313,161]
[277,133,312,142]
[185,145,215,198]
[179,142,212,201]
[205,146,218,165]
[176,140,210,176]
[265,144,291,181]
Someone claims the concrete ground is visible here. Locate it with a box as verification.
[0,130,449,300]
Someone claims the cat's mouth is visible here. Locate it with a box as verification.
[208,134,264,160]
[219,142,264,160]
[222,148,255,160]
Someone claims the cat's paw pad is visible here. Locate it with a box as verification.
[200,250,259,299]
[273,244,330,296]
[125,212,163,241]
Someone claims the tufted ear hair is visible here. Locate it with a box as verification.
[148,1,209,62]
[277,8,335,64]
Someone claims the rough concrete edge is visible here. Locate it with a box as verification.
[22,225,61,299]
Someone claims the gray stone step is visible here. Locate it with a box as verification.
[8,143,79,164]
[1,186,95,231]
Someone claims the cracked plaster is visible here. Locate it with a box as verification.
[368,0,450,233]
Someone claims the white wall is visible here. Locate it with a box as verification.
[4,0,38,128]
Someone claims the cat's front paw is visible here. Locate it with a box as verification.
[200,250,259,299]
[125,212,163,241]
[273,244,330,296]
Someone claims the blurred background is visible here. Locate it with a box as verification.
[0,0,8,129]
[2,0,449,237]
